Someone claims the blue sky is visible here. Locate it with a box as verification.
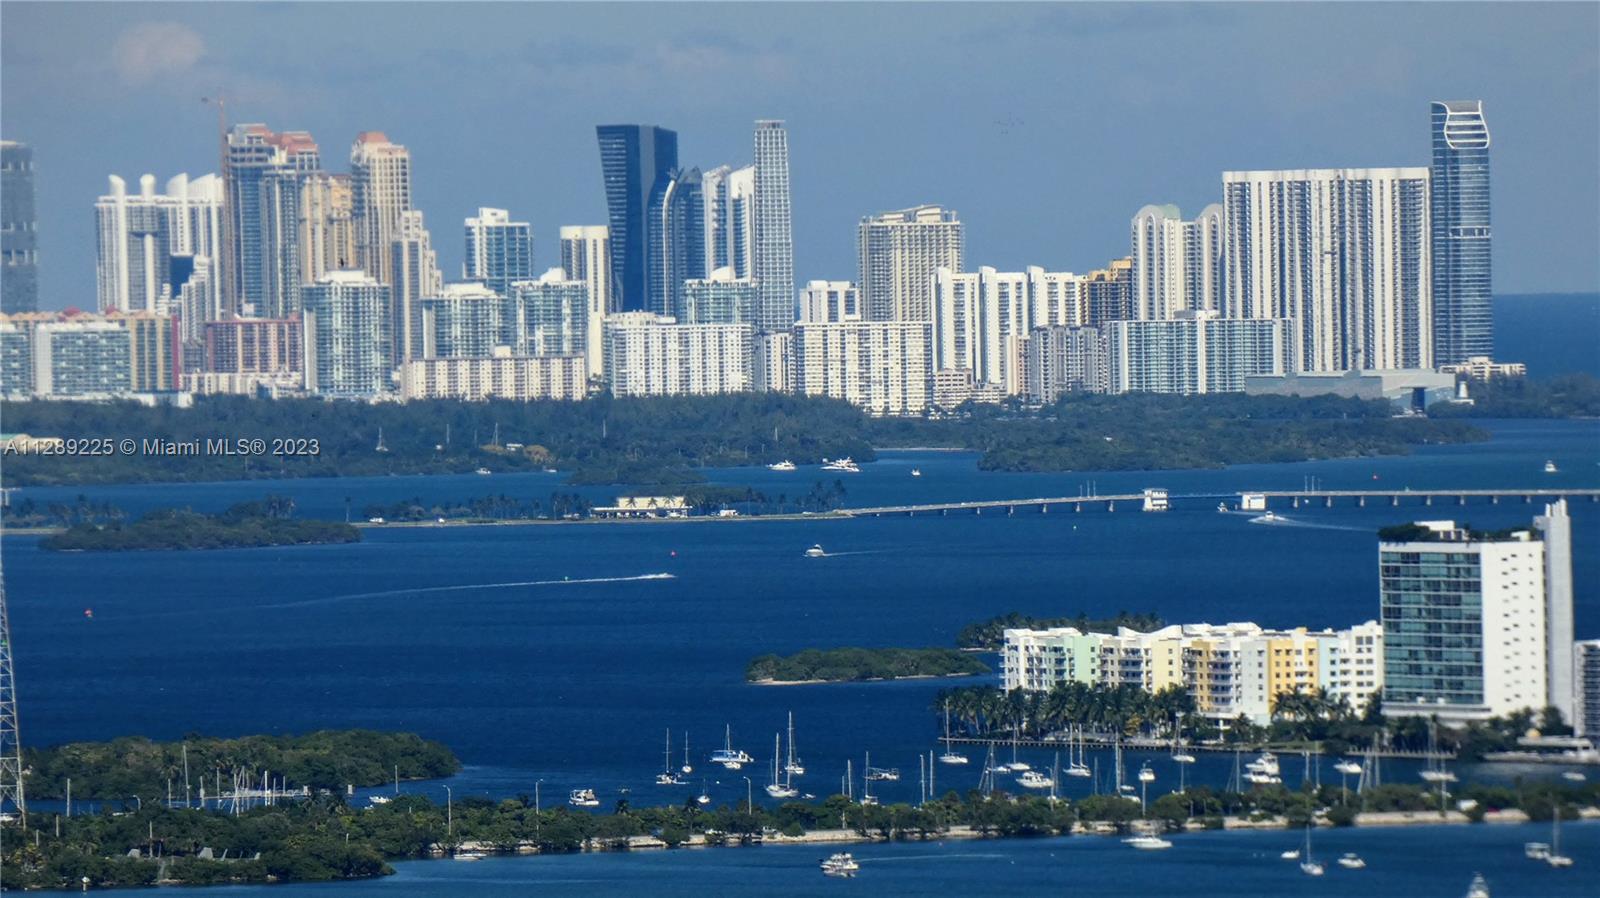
[3,2,1597,309]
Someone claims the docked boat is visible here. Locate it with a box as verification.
[367,795,392,806]
[784,712,806,776]
[768,460,797,472]
[805,544,826,558]
[1123,835,1172,850]
[568,788,600,808]
[1066,727,1091,777]
[821,457,860,473]
[938,701,970,765]
[1545,460,1559,474]
[820,852,860,877]
[1338,853,1366,869]
[1017,769,1054,789]
[1245,751,1282,785]
[1465,873,1490,898]
[1420,721,1458,784]
[1137,762,1156,783]
[453,849,486,862]
[710,725,753,770]
[1334,759,1363,776]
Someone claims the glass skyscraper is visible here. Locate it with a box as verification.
[1,140,38,313]
[1429,100,1493,365]
[753,120,795,332]
[596,125,678,312]
[463,207,533,297]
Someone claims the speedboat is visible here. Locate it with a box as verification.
[821,852,860,877]
[768,460,797,472]
[910,468,922,477]
[567,788,600,808]
[1338,853,1366,869]
[1465,873,1490,898]
[1017,770,1054,789]
[1217,502,1228,512]
[1545,460,1559,473]
[1280,849,1300,860]
[804,545,826,558]
[1251,511,1281,524]
[1123,835,1172,850]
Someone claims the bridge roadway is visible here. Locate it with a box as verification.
[839,488,1600,517]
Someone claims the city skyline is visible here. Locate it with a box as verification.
[2,3,1597,312]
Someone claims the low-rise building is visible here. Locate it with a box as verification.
[398,351,586,401]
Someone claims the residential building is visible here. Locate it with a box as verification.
[792,320,932,416]
[226,124,319,317]
[297,171,355,283]
[857,205,962,321]
[596,124,678,312]
[1224,167,1432,372]
[931,266,1087,396]
[399,350,587,402]
[96,175,174,314]
[1317,621,1384,716]
[389,210,441,364]
[349,131,412,287]
[752,120,795,332]
[646,167,706,316]
[1439,356,1525,381]
[1380,506,1574,723]
[1131,203,1224,320]
[603,312,752,397]
[1575,641,1600,739]
[1104,313,1292,394]
[1,140,38,313]
[799,281,861,324]
[1430,101,1493,365]
[421,282,503,359]
[1022,325,1108,403]
[0,316,33,396]
[204,317,302,375]
[681,268,758,324]
[702,164,755,279]
[753,330,792,393]
[559,224,611,381]
[2,311,180,397]
[464,207,533,297]
[1084,258,1134,326]
[301,270,392,397]
[506,268,588,357]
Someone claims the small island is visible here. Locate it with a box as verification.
[956,611,1164,651]
[746,647,990,684]
[39,498,360,552]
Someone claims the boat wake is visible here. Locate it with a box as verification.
[1247,516,1368,532]
[856,852,1008,864]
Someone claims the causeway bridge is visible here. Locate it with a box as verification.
[839,488,1600,517]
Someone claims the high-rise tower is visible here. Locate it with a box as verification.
[1,140,38,314]
[596,125,678,312]
[350,131,413,287]
[1430,100,1493,365]
[753,120,795,332]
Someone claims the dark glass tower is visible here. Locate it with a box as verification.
[1430,101,1492,365]
[596,125,678,312]
[1,141,38,313]
[646,168,706,317]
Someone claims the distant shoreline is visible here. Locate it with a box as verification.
[750,672,986,687]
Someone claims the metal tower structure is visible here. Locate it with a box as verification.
[0,547,25,824]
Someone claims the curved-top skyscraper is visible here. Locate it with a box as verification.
[1430,100,1493,365]
[597,125,678,313]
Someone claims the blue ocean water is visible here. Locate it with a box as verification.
[2,419,1598,895]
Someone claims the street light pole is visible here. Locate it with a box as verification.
[534,779,543,839]
[442,785,453,837]
[741,776,752,815]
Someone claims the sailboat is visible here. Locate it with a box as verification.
[1546,805,1574,867]
[1005,733,1031,772]
[939,701,969,765]
[766,733,799,798]
[656,729,685,785]
[696,779,711,806]
[710,725,753,770]
[374,427,389,453]
[784,712,806,776]
[1170,719,1196,765]
[1299,825,1324,876]
[1067,727,1092,778]
[1419,721,1458,784]
[681,732,693,775]
[859,753,879,806]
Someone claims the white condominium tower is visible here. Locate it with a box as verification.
[301,270,392,397]
[931,266,1086,395]
[350,131,413,287]
[464,207,534,297]
[799,281,861,324]
[702,164,755,280]
[792,320,933,416]
[560,225,611,381]
[389,210,442,364]
[858,205,963,322]
[602,312,752,397]
[752,120,795,332]
[1130,203,1224,320]
[95,173,222,324]
[1223,168,1432,372]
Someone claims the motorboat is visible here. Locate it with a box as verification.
[820,852,860,877]
[475,467,492,476]
[768,460,797,472]
[1250,511,1282,524]
[1465,873,1490,898]
[367,795,392,806]
[1217,502,1229,512]
[865,767,900,782]
[1561,770,1586,782]
[1017,770,1054,789]
[1334,759,1363,776]
[910,468,922,477]
[1338,853,1366,869]
[1280,849,1300,860]
[1545,460,1559,474]
[939,750,970,765]
[567,788,600,808]
[1138,763,1156,783]
[821,457,860,473]
[805,545,826,558]
[1524,841,1550,860]
[1245,752,1281,785]
[1123,835,1172,850]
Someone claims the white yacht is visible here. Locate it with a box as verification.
[1524,841,1550,860]
[1279,849,1300,860]
[1338,853,1366,869]
[1334,759,1363,776]
[821,457,860,473]
[805,545,826,558]
[1562,770,1587,782]
[1123,835,1172,850]
[1465,873,1490,898]
[1544,460,1559,474]
[768,460,797,472]
[475,467,492,476]
[910,468,922,477]
[1017,769,1054,790]
[453,849,485,862]
[820,852,860,877]
[567,788,600,808]
[1138,763,1156,783]
[1245,751,1282,784]
[865,766,900,782]
[710,725,754,770]
[367,795,392,806]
